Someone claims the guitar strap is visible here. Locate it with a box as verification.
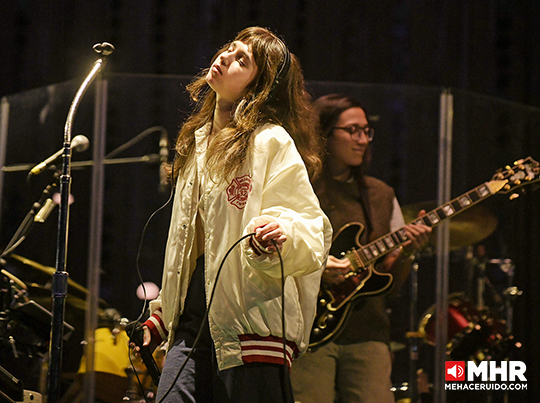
[358,182,374,242]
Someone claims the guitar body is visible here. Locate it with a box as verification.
[309,223,393,349]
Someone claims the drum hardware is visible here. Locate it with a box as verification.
[1,283,75,369]
[467,251,520,332]
[98,308,125,343]
[4,254,109,315]
[487,259,519,331]
[0,171,82,402]
[0,364,24,402]
[417,292,519,363]
[0,365,43,403]
[11,299,75,344]
[6,254,96,300]
[1,271,72,397]
[391,381,410,403]
[407,259,420,403]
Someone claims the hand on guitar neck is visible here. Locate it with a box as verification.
[400,209,432,256]
[383,210,431,292]
[322,210,431,289]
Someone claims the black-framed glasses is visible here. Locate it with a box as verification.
[333,124,375,142]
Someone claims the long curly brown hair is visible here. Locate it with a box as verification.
[172,26,322,183]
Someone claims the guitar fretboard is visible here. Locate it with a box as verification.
[350,179,507,267]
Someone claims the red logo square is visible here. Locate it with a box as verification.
[445,361,465,381]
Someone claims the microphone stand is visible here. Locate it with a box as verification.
[1,154,161,173]
[47,42,113,403]
[0,171,60,259]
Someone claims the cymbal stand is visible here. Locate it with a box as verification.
[0,271,11,341]
[407,258,420,403]
[503,287,521,334]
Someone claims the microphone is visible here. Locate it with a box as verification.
[29,135,90,176]
[125,321,161,386]
[34,198,57,223]
[159,132,169,193]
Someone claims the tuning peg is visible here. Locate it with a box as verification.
[509,193,519,200]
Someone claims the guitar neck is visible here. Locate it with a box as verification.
[351,179,507,266]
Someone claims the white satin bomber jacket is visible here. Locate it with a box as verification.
[148,123,332,371]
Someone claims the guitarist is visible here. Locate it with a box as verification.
[291,94,431,403]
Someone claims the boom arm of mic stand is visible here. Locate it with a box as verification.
[48,48,112,403]
[1,154,161,172]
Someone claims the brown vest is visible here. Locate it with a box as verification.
[314,174,396,344]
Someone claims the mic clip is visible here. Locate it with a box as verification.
[93,42,115,56]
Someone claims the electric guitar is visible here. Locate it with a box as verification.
[309,157,540,349]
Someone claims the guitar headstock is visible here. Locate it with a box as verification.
[491,157,540,197]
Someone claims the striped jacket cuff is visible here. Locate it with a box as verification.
[238,334,299,369]
[143,308,167,345]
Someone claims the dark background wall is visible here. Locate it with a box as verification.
[1,1,539,401]
[2,1,540,107]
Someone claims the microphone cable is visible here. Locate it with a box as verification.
[105,126,168,160]
[273,238,290,402]
[129,154,289,402]
[126,156,176,403]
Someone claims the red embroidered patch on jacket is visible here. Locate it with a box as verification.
[227,174,252,209]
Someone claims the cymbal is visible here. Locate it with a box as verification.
[7,253,89,296]
[5,254,109,311]
[25,283,106,312]
[1,268,27,290]
[402,201,498,251]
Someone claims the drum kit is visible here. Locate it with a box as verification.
[391,202,523,401]
[0,253,162,402]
